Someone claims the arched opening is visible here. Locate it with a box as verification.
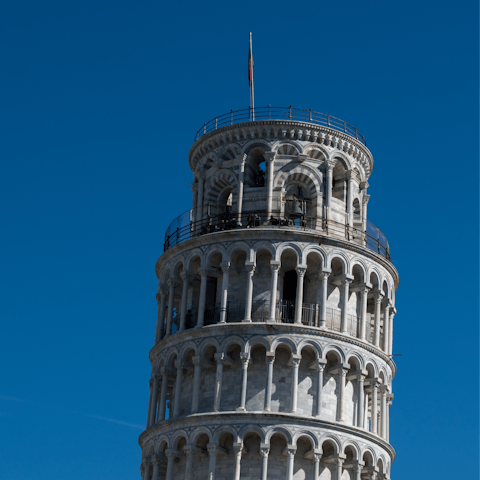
[240,432,262,478]
[227,249,248,322]
[216,432,235,477]
[268,433,289,479]
[320,439,338,478]
[294,436,315,479]
[251,248,273,322]
[298,346,317,416]
[198,345,218,413]
[220,343,242,411]
[285,183,310,227]
[271,344,293,413]
[246,343,267,411]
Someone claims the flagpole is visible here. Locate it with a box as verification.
[250,32,255,120]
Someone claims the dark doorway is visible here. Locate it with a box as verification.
[204,277,218,325]
[283,270,297,301]
[282,270,297,323]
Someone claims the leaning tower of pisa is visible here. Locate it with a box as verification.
[139,106,398,480]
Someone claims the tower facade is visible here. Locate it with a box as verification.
[140,107,398,480]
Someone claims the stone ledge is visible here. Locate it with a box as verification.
[149,322,397,377]
[138,410,396,460]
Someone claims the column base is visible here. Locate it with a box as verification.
[242,319,252,323]
[236,407,246,412]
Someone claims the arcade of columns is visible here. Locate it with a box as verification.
[139,116,399,480]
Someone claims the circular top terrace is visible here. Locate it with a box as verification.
[188,106,374,174]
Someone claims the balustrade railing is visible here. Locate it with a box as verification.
[164,207,390,260]
[165,304,382,347]
[194,106,366,145]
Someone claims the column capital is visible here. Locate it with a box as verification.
[260,444,270,457]
[159,285,168,294]
[295,264,308,276]
[245,262,256,274]
[232,442,243,455]
[270,260,281,271]
[325,159,337,171]
[319,268,332,279]
[151,454,163,465]
[214,352,226,364]
[288,354,302,367]
[265,352,275,365]
[167,278,178,288]
[160,366,175,377]
[165,449,180,459]
[282,445,297,458]
[220,262,231,273]
[309,358,327,371]
[240,352,251,365]
[264,151,276,162]
[197,268,209,277]
[207,443,227,456]
[180,271,193,282]
[174,360,185,370]
[373,291,384,302]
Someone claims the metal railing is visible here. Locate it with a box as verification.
[163,207,390,260]
[194,106,366,146]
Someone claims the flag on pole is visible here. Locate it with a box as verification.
[248,33,254,88]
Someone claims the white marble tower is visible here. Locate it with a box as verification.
[140,107,398,480]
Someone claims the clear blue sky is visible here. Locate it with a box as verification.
[0,1,478,478]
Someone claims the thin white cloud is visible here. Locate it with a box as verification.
[0,393,143,429]
[83,413,144,429]
[0,394,26,402]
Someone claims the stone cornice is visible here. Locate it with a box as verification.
[188,120,374,179]
[155,227,399,289]
[138,411,396,460]
[148,321,397,378]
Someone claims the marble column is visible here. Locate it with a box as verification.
[380,385,388,439]
[294,266,307,324]
[183,445,194,480]
[371,381,379,434]
[268,262,281,322]
[325,161,334,213]
[142,461,151,480]
[319,270,331,327]
[286,447,296,480]
[357,373,366,428]
[260,445,270,480]
[314,453,322,479]
[165,450,176,480]
[315,360,327,418]
[359,284,370,341]
[155,288,167,343]
[346,171,353,226]
[179,273,190,332]
[197,176,204,222]
[151,456,161,480]
[237,353,250,412]
[265,152,276,218]
[337,368,348,422]
[158,368,169,421]
[264,353,275,411]
[353,463,362,480]
[166,279,176,337]
[207,444,219,480]
[237,156,246,224]
[336,457,344,480]
[382,301,390,353]
[190,181,198,223]
[213,353,225,412]
[191,356,202,414]
[290,354,302,413]
[340,277,352,333]
[233,443,243,480]
[173,361,184,418]
[219,263,230,324]
[147,376,159,427]
[389,309,396,355]
[373,293,383,347]
[243,263,255,322]
[196,269,208,328]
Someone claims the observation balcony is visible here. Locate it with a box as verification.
[166,301,385,348]
[194,106,367,146]
[163,207,390,260]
